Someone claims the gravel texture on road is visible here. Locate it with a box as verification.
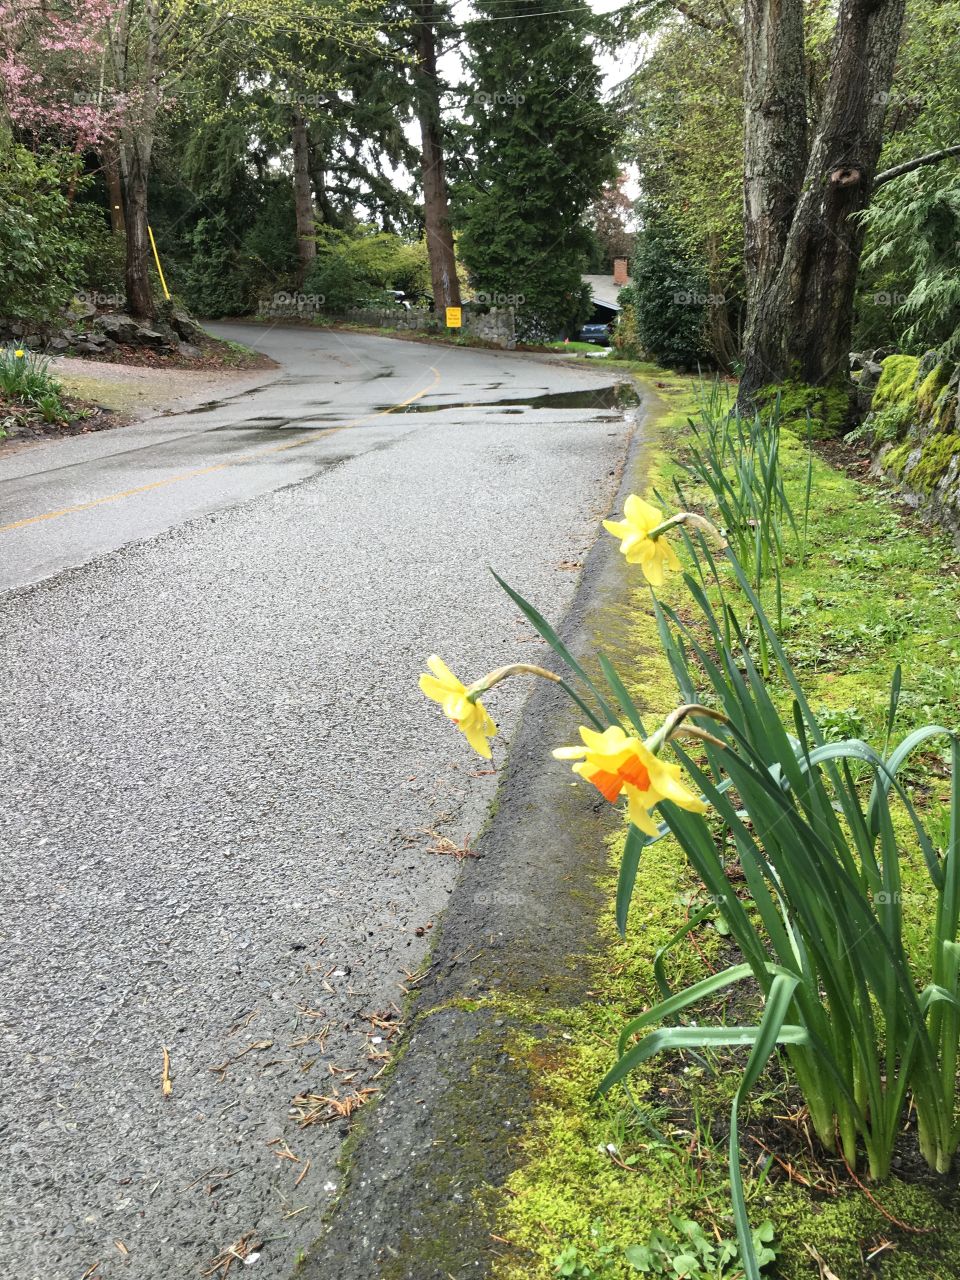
[0,331,634,1280]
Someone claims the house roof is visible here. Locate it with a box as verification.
[583,274,632,312]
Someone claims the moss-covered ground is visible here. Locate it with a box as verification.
[487,368,960,1280]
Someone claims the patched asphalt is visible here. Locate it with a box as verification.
[0,327,638,1280]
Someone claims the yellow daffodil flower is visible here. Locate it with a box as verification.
[554,724,707,836]
[603,494,682,586]
[14,349,25,359]
[419,655,497,758]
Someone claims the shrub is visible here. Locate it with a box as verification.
[629,214,712,368]
[181,213,254,317]
[0,130,97,322]
[302,255,370,312]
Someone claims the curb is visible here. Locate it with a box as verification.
[295,382,661,1279]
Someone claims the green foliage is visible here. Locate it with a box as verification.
[856,1,960,358]
[302,254,370,311]
[862,172,960,360]
[180,213,253,318]
[0,345,69,423]
[486,385,960,1279]
[553,1222,618,1277]
[0,345,63,404]
[672,381,811,618]
[0,130,103,323]
[456,0,618,340]
[846,402,912,449]
[619,15,744,366]
[624,1216,776,1277]
[625,217,711,368]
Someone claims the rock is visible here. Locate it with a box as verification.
[94,313,142,344]
[849,352,866,371]
[68,296,97,320]
[94,313,169,347]
[918,348,940,378]
[176,342,203,359]
[47,338,69,352]
[135,327,167,347]
[859,360,883,387]
[169,308,203,341]
[869,347,889,363]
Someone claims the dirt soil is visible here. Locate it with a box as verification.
[51,353,276,416]
[0,354,277,454]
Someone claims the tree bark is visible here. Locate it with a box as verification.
[742,0,807,304]
[111,0,159,318]
[292,104,316,282]
[122,147,153,318]
[739,0,907,403]
[102,145,126,234]
[412,0,460,313]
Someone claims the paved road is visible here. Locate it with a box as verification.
[0,325,636,1280]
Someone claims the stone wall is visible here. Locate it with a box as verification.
[259,303,516,349]
[858,352,960,542]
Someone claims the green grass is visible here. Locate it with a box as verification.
[491,370,960,1280]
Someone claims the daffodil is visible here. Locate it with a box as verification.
[554,724,707,836]
[13,348,24,359]
[603,494,682,587]
[419,655,497,758]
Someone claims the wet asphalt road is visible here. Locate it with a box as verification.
[0,325,636,1280]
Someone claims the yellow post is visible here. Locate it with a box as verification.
[147,224,171,301]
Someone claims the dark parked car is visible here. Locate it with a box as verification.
[577,321,611,345]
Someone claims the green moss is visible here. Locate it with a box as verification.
[753,378,850,438]
[885,440,915,480]
[916,361,951,418]
[872,354,921,411]
[903,431,960,492]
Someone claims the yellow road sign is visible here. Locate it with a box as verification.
[445,306,462,328]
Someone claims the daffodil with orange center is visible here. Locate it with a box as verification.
[603,494,682,587]
[554,724,707,836]
[419,655,497,758]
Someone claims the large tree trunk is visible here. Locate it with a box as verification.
[292,105,316,282]
[739,0,907,403]
[122,147,153,318]
[412,1,460,313]
[742,0,807,305]
[102,145,125,234]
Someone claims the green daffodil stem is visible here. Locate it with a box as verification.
[647,512,729,549]
[465,663,562,702]
[647,703,730,754]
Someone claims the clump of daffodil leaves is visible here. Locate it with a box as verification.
[420,480,960,1280]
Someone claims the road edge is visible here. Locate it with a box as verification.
[294,380,664,1280]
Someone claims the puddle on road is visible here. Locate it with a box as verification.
[174,383,641,434]
[379,383,641,414]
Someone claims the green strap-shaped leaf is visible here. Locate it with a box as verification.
[615,822,648,937]
[729,973,804,1280]
[491,569,619,727]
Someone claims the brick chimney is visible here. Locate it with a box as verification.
[613,257,629,286]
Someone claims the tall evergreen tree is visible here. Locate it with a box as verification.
[456,0,618,339]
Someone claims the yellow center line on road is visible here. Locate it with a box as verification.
[0,366,441,535]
